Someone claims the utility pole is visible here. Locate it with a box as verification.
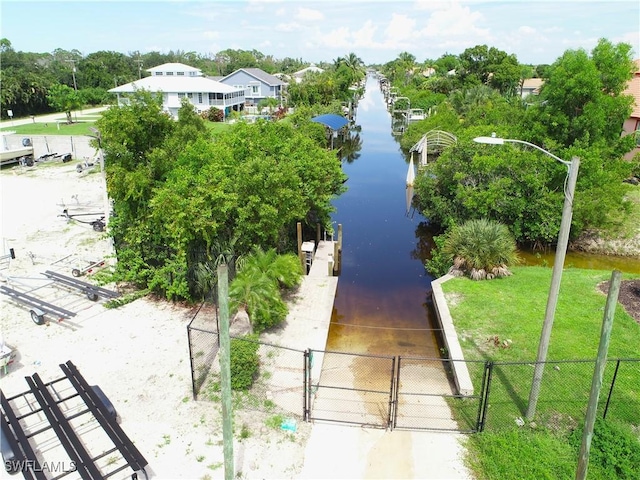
[217,264,234,480]
[526,156,581,420]
[67,59,78,91]
[575,270,621,480]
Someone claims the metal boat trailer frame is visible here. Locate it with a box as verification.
[1,360,148,479]
[0,271,120,325]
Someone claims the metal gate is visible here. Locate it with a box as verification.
[306,350,491,432]
[306,350,396,428]
[392,357,490,432]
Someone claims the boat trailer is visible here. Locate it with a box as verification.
[1,360,148,479]
[60,210,106,233]
[0,271,120,325]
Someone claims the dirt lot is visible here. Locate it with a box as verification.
[598,278,640,324]
[0,161,309,479]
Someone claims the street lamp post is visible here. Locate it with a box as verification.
[474,134,580,420]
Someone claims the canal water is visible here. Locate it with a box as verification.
[327,76,441,356]
[326,74,640,357]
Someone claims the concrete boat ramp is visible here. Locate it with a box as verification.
[263,240,472,479]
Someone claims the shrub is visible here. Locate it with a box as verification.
[200,107,224,122]
[424,233,453,278]
[568,418,640,479]
[444,218,520,280]
[230,335,260,391]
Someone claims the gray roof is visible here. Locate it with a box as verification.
[223,68,286,86]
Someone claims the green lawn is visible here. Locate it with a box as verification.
[442,266,640,479]
[1,119,235,137]
[0,121,98,136]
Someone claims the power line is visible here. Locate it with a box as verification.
[331,321,443,332]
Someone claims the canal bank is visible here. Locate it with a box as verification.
[328,74,441,357]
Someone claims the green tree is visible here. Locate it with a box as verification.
[443,218,519,280]
[257,97,279,113]
[530,38,635,148]
[458,44,521,95]
[414,136,636,248]
[0,39,55,118]
[98,98,346,300]
[46,84,83,123]
[229,248,301,332]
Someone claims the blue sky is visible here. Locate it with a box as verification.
[1,1,638,66]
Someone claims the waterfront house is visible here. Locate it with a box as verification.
[109,63,246,119]
[219,68,286,107]
[622,59,640,159]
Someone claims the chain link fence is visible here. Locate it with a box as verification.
[187,305,639,434]
[187,303,306,421]
[395,357,488,432]
[477,358,640,433]
[308,350,396,428]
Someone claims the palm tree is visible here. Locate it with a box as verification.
[444,219,520,280]
[241,247,302,289]
[228,247,302,331]
[336,52,366,82]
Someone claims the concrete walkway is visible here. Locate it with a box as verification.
[265,241,473,479]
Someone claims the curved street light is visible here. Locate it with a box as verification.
[474,134,580,420]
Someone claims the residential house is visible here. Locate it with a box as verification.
[219,68,286,107]
[109,63,245,119]
[292,64,324,83]
[520,78,544,98]
[622,59,640,159]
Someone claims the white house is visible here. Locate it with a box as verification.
[292,64,324,83]
[520,78,544,98]
[109,63,245,118]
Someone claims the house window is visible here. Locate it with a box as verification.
[635,130,640,147]
[187,93,193,99]
[198,93,203,103]
[166,72,174,76]
[178,93,185,98]
[208,93,215,102]
[189,72,197,77]
[177,72,184,76]
[155,72,163,76]
[251,84,260,95]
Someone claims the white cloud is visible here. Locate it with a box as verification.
[296,7,324,22]
[418,2,489,38]
[275,22,302,32]
[320,26,352,49]
[518,26,536,35]
[202,31,220,40]
[384,14,416,43]
[352,20,378,47]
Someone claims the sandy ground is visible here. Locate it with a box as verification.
[0,161,311,480]
[1,159,474,480]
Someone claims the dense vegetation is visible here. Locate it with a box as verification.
[0,39,323,119]
[378,40,639,265]
[96,91,346,301]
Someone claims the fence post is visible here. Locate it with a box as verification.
[389,356,398,430]
[477,361,494,432]
[602,359,621,420]
[217,264,234,480]
[576,270,620,480]
[303,349,309,421]
[187,324,197,400]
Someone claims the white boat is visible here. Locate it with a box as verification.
[406,155,416,186]
[408,108,425,122]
